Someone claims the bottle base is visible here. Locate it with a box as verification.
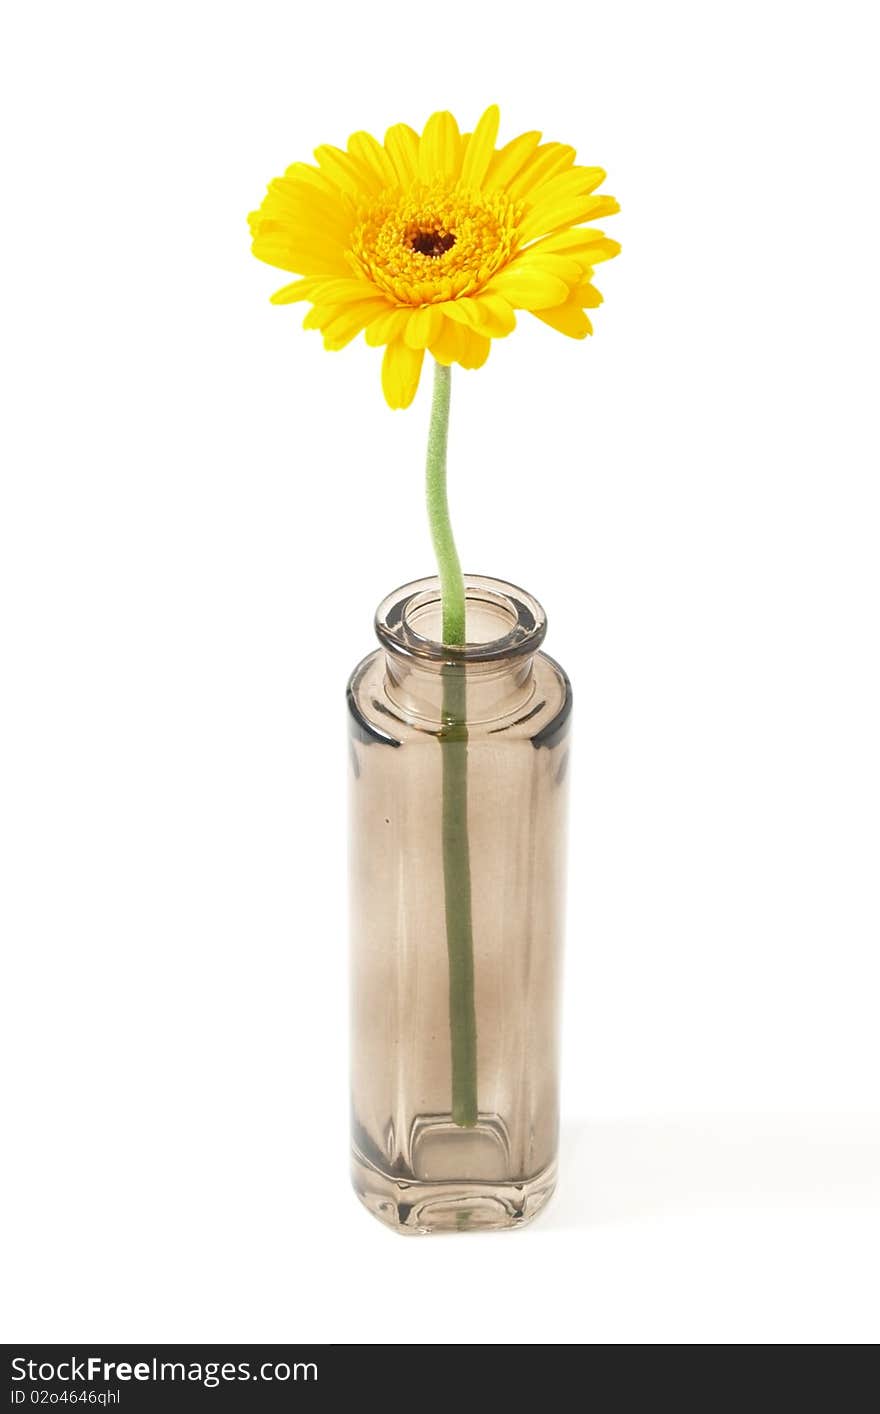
[351,1148,557,1236]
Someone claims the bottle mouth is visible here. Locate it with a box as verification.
[375,575,547,666]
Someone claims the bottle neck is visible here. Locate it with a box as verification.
[374,575,548,729]
[383,650,538,726]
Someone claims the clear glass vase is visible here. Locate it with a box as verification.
[347,575,571,1234]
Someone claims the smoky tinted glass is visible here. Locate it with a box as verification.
[349,577,571,1234]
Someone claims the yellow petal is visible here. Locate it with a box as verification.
[523,166,608,212]
[573,280,603,309]
[459,104,500,189]
[383,123,419,186]
[284,161,355,205]
[313,144,376,200]
[473,292,516,336]
[250,234,349,277]
[456,330,491,370]
[403,305,444,350]
[431,316,488,369]
[321,299,391,350]
[543,165,608,199]
[506,251,584,284]
[440,294,515,338]
[487,266,570,310]
[507,143,576,200]
[382,341,425,409]
[438,299,483,330]
[531,302,594,338]
[348,131,398,191]
[579,237,620,265]
[269,278,326,305]
[519,199,619,246]
[418,110,462,182]
[526,228,622,266]
[429,314,465,366]
[302,305,331,331]
[297,276,381,305]
[484,130,541,189]
[249,173,354,276]
[259,179,352,243]
[365,307,412,346]
[518,172,613,243]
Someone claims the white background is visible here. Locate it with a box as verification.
[2,0,878,1345]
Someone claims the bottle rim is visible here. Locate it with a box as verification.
[375,574,547,666]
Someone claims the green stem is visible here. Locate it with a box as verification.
[425,363,465,642]
[425,360,478,1128]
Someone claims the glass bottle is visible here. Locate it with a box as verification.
[347,575,571,1234]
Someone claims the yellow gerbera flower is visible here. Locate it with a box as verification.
[249,105,620,409]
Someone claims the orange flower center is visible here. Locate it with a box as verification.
[348,182,523,305]
[409,227,457,258]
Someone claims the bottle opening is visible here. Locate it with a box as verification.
[376,575,547,665]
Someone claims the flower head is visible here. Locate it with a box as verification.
[249,106,620,409]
